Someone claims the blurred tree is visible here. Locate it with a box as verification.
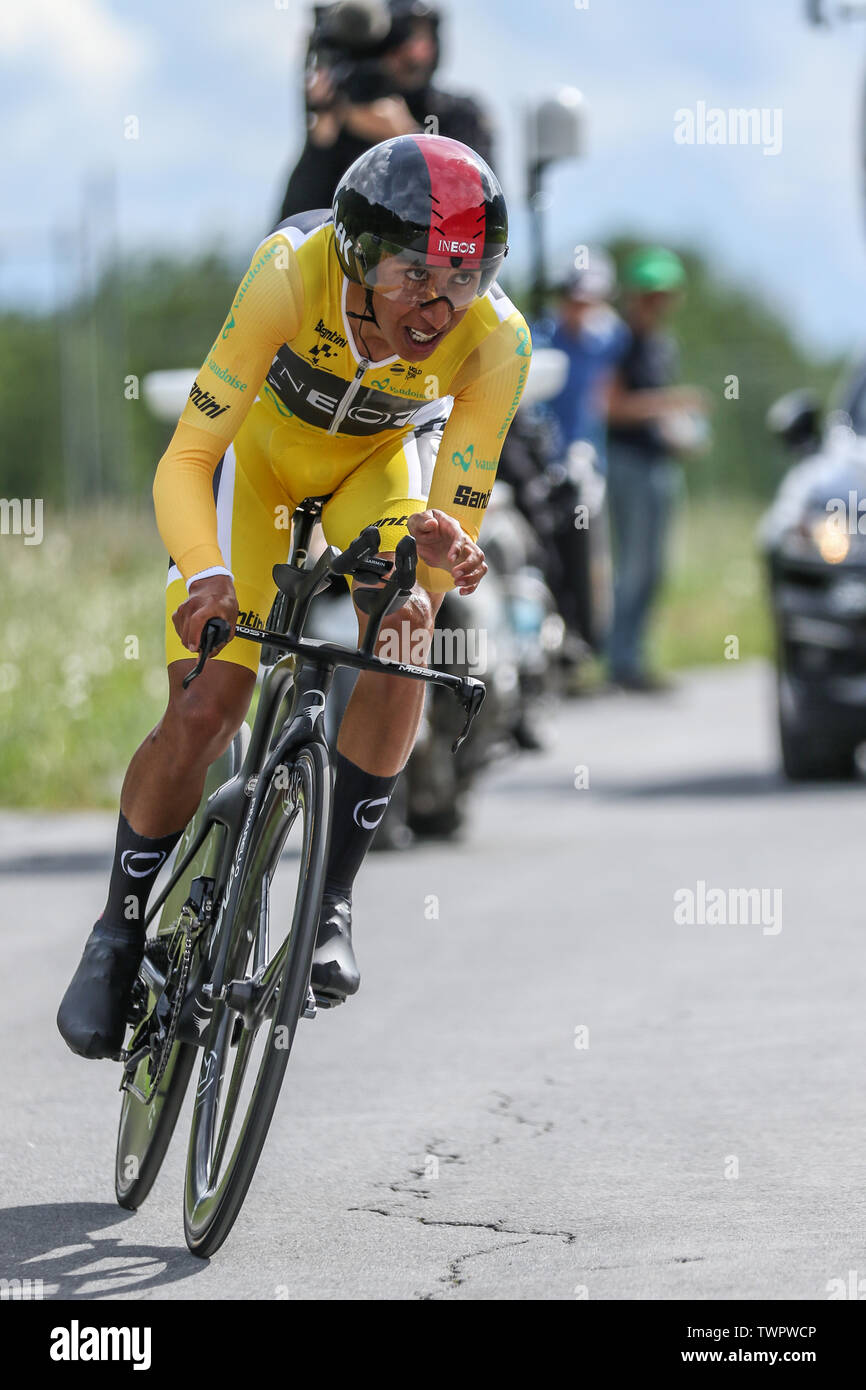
[0,252,241,506]
[0,312,62,500]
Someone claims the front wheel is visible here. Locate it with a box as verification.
[183,741,330,1257]
[777,669,857,781]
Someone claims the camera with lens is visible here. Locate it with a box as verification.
[305,1,396,108]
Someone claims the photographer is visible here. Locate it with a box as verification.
[278,0,495,220]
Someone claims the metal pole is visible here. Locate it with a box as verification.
[528,158,548,320]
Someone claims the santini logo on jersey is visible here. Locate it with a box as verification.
[452,484,491,510]
[437,239,477,255]
[189,382,230,420]
[314,317,347,348]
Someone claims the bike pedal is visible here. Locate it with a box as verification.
[311,989,344,1011]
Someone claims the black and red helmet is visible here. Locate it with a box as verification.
[332,134,508,307]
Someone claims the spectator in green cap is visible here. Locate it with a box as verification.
[602,246,709,691]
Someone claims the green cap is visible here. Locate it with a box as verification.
[621,246,686,293]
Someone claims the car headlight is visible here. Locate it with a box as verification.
[777,515,854,564]
[811,516,850,564]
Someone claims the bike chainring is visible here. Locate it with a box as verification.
[121,906,206,1104]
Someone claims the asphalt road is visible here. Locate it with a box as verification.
[2,660,866,1301]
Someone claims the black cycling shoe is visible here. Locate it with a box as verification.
[310,893,359,1008]
[56,922,144,1060]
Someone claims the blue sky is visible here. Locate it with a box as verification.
[2,0,866,356]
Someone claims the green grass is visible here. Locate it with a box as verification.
[0,495,773,808]
[0,504,168,809]
[655,492,772,671]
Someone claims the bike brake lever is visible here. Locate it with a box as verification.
[452,678,486,753]
[182,617,231,689]
[394,533,417,589]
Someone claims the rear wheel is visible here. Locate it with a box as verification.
[183,741,330,1258]
[115,731,246,1210]
[115,859,218,1210]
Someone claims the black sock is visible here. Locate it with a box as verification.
[324,753,399,900]
[97,811,183,944]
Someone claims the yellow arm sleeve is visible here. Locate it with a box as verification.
[419,310,531,591]
[152,234,304,582]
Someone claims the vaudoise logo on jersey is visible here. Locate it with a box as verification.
[452,445,475,472]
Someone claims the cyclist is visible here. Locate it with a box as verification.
[58,133,531,1058]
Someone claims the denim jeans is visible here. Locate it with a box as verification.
[606,443,680,680]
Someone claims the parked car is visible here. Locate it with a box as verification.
[761,369,866,778]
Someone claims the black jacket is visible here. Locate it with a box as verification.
[278,85,495,223]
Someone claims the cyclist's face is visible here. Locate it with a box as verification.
[373,288,468,361]
[370,252,479,359]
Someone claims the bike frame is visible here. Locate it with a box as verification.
[136,496,484,1021]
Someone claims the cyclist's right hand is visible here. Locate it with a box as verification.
[172,576,238,655]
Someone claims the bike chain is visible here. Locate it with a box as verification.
[142,909,197,1102]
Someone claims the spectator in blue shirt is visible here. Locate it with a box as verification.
[534,248,629,470]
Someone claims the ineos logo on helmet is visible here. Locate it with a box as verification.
[437,239,477,255]
[331,133,508,304]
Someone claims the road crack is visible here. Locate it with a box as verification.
[443,1239,531,1289]
[373,1138,466,1203]
[487,1090,555,1136]
[349,1206,577,1245]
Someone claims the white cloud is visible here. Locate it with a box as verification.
[203,0,309,80]
[0,0,151,83]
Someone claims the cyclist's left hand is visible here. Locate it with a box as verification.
[407,508,487,595]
